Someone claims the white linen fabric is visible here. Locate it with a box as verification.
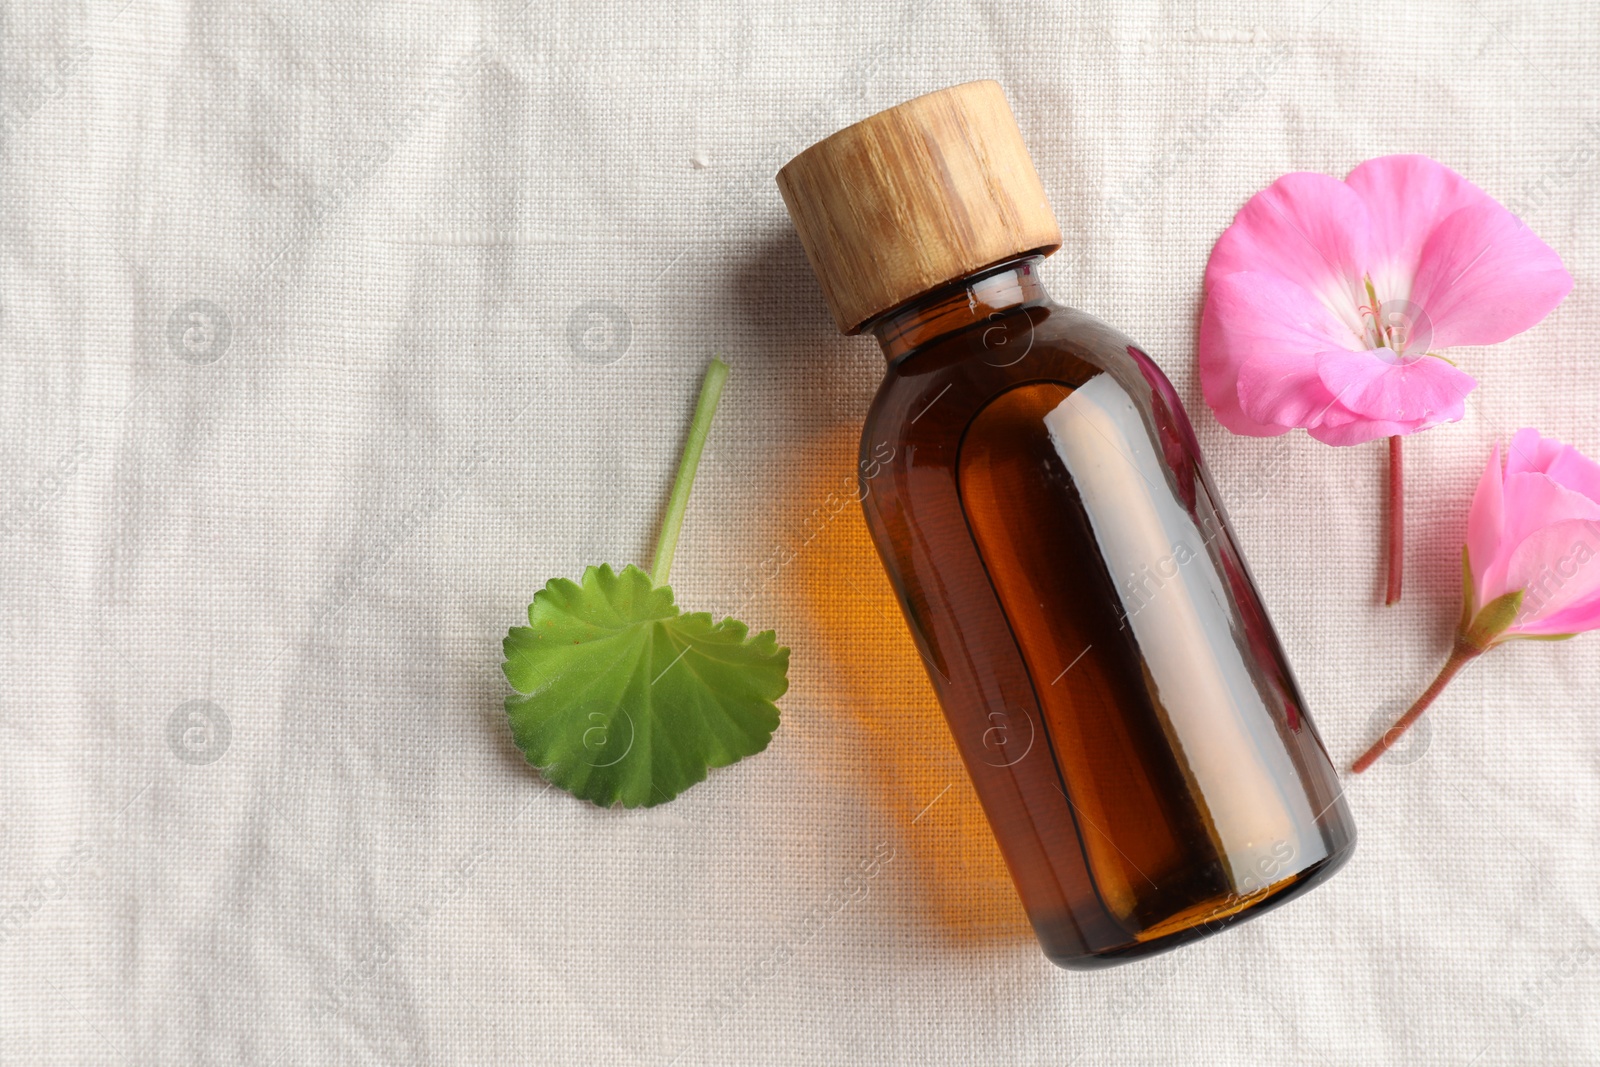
[2,1,1597,1063]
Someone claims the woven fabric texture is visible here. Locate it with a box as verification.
[2,1,1597,1063]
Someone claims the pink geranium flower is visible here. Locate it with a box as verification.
[1468,429,1600,637]
[1353,430,1600,772]
[1200,155,1572,602]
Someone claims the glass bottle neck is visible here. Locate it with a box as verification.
[869,256,1050,363]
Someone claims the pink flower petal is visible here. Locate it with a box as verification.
[1409,198,1574,350]
[1297,357,1470,445]
[1505,427,1568,476]
[1466,443,1504,605]
[1343,156,1488,302]
[1236,352,1336,428]
[1499,472,1600,550]
[1501,519,1600,634]
[1304,416,1419,447]
[1205,172,1371,331]
[1199,272,1353,436]
[1545,452,1600,509]
[1314,350,1476,423]
[1519,596,1600,637]
[1506,428,1600,506]
[1481,472,1600,602]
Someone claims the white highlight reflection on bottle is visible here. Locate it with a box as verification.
[1043,375,1323,893]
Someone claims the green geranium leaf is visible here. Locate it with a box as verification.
[500,358,789,807]
[502,564,787,807]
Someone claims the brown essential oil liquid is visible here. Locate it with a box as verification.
[779,82,1354,969]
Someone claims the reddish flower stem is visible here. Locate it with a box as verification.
[1351,639,1481,773]
[1386,435,1404,605]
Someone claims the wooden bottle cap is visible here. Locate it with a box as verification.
[777,80,1062,335]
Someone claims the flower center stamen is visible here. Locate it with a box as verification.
[1357,275,1432,366]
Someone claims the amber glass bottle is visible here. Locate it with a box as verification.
[779,82,1355,969]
